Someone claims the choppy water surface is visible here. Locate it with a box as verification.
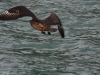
[0,0,100,75]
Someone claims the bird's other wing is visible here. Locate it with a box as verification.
[41,12,65,38]
[0,6,35,20]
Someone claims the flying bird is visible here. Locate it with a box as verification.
[0,6,65,38]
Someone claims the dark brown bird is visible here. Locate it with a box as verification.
[0,6,65,38]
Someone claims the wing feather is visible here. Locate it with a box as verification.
[41,12,65,38]
[0,6,35,20]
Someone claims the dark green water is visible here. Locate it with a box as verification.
[0,0,100,75]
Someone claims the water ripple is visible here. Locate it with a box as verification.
[0,0,100,75]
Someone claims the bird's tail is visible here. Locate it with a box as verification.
[50,28,57,32]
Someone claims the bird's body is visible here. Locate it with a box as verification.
[30,20,49,31]
[0,6,65,38]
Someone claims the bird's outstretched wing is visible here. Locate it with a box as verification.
[0,6,35,20]
[41,12,65,38]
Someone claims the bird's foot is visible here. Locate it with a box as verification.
[48,32,51,35]
[41,31,46,34]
